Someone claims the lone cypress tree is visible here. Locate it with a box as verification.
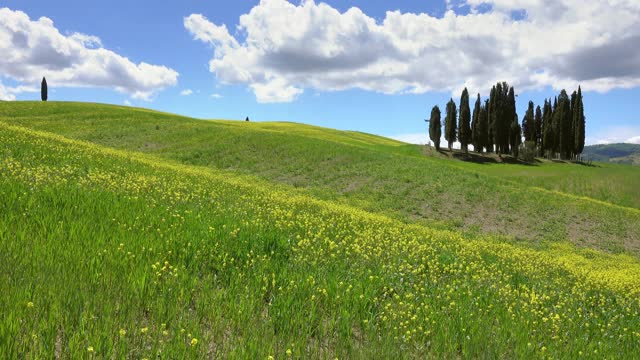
[534,105,543,155]
[471,94,481,152]
[458,88,472,152]
[522,101,535,142]
[41,77,48,102]
[574,86,585,157]
[428,105,442,150]
[444,98,457,151]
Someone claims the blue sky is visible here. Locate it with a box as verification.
[1,0,639,145]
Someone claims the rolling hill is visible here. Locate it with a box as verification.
[2,102,640,358]
[582,143,640,165]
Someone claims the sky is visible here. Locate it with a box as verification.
[1,0,639,146]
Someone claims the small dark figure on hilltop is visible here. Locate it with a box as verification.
[246,116,249,122]
[41,77,48,102]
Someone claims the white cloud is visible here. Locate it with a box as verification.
[627,136,640,145]
[586,126,640,145]
[0,82,16,101]
[180,89,193,96]
[0,7,178,100]
[210,93,222,99]
[185,0,640,103]
[123,99,132,106]
[0,79,38,100]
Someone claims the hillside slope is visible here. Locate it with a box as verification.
[2,121,640,358]
[582,143,640,165]
[1,101,639,256]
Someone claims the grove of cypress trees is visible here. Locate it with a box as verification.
[429,105,442,150]
[41,77,48,102]
[444,98,457,151]
[459,88,472,152]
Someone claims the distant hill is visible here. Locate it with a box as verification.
[582,143,640,165]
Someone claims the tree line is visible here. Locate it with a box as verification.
[428,82,585,160]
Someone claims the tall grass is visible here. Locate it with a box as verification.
[2,122,640,358]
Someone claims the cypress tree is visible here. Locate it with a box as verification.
[444,98,457,151]
[490,84,504,154]
[506,86,517,154]
[552,97,559,157]
[471,94,481,152]
[479,100,489,153]
[574,86,585,157]
[459,88,472,152]
[569,90,578,158]
[510,114,522,158]
[534,105,543,156]
[522,101,535,142]
[41,77,48,102]
[486,89,495,153]
[542,99,554,158]
[429,105,442,150]
[557,90,573,159]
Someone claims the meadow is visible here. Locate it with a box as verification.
[2,102,639,255]
[2,102,640,358]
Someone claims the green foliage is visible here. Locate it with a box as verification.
[520,141,537,163]
[444,98,457,150]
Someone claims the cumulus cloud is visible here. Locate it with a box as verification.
[586,126,640,145]
[180,89,193,96]
[0,80,38,100]
[210,93,223,99]
[0,7,178,100]
[185,0,640,103]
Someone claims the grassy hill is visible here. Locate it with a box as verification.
[2,102,639,254]
[2,102,640,358]
[582,143,640,165]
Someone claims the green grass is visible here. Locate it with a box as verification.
[2,101,639,257]
[3,117,640,358]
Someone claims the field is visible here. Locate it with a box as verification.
[2,102,640,358]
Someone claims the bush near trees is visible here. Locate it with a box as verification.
[427,83,585,160]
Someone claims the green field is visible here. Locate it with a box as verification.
[2,102,640,358]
